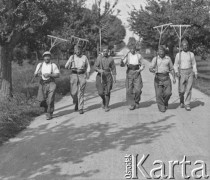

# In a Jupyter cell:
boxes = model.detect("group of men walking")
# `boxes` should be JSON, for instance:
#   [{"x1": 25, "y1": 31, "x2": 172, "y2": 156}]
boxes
[{"x1": 34, "y1": 39, "x2": 197, "y2": 120}]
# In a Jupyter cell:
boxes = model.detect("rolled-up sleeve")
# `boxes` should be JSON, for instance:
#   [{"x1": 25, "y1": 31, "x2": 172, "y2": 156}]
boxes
[
  {"x1": 53, "y1": 64, "x2": 60, "y2": 74},
  {"x1": 65, "y1": 55, "x2": 73, "y2": 69},
  {"x1": 174, "y1": 53, "x2": 179, "y2": 73},
  {"x1": 34, "y1": 63, "x2": 42, "y2": 75},
  {"x1": 150, "y1": 57, "x2": 157, "y2": 70},
  {"x1": 191, "y1": 53, "x2": 197, "y2": 74},
  {"x1": 85, "y1": 56, "x2": 91, "y2": 73}
]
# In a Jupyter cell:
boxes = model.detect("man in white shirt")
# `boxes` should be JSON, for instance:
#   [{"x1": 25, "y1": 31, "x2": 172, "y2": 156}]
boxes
[
  {"x1": 34, "y1": 51, "x2": 60, "y2": 120},
  {"x1": 120, "y1": 46, "x2": 145, "y2": 110},
  {"x1": 150, "y1": 46, "x2": 176, "y2": 112},
  {"x1": 65, "y1": 45, "x2": 90, "y2": 114},
  {"x1": 174, "y1": 40, "x2": 198, "y2": 111}
]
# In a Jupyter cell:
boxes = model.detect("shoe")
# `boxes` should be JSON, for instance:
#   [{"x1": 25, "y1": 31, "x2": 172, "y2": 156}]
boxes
[
  {"x1": 185, "y1": 105, "x2": 191, "y2": 111},
  {"x1": 79, "y1": 109, "x2": 84, "y2": 114},
  {"x1": 135, "y1": 103, "x2": 140, "y2": 109},
  {"x1": 159, "y1": 109, "x2": 166, "y2": 113},
  {"x1": 74, "y1": 104, "x2": 78, "y2": 111},
  {"x1": 105, "y1": 107, "x2": 111, "y2": 112},
  {"x1": 129, "y1": 105, "x2": 136, "y2": 110},
  {"x1": 180, "y1": 103, "x2": 185, "y2": 108},
  {"x1": 101, "y1": 102, "x2": 105, "y2": 109},
  {"x1": 46, "y1": 113, "x2": 52, "y2": 120}
]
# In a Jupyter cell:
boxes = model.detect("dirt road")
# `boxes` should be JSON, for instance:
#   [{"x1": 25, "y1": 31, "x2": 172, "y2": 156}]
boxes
[{"x1": 0, "y1": 50, "x2": 209, "y2": 180}]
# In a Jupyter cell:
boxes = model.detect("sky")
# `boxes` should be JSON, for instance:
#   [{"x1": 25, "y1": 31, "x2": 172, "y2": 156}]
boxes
[{"x1": 85, "y1": 0, "x2": 147, "y2": 43}]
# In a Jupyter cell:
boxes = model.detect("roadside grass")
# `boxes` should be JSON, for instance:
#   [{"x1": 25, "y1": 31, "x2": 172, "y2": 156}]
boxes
[{"x1": 0, "y1": 58, "x2": 96, "y2": 145}]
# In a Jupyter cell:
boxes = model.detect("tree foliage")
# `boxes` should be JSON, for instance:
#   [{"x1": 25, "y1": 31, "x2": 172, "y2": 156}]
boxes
[{"x1": 128, "y1": 0, "x2": 210, "y2": 60}]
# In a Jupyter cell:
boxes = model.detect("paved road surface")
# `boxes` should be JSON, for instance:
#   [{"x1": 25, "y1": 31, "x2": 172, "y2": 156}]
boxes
[{"x1": 0, "y1": 50, "x2": 209, "y2": 180}]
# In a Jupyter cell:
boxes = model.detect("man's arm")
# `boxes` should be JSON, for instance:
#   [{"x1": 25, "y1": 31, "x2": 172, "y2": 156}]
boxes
[
  {"x1": 94, "y1": 55, "x2": 104, "y2": 74},
  {"x1": 191, "y1": 53, "x2": 198, "y2": 79},
  {"x1": 65, "y1": 55, "x2": 72, "y2": 69},
  {"x1": 49, "y1": 64, "x2": 60, "y2": 78},
  {"x1": 120, "y1": 53, "x2": 128, "y2": 67},
  {"x1": 149, "y1": 57, "x2": 156, "y2": 73},
  {"x1": 110, "y1": 58, "x2": 117, "y2": 83},
  {"x1": 138, "y1": 54, "x2": 145, "y2": 71},
  {"x1": 34, "y1": 63, "x2": 42, "y2": 77},
  {"x1": 174, "y1": 53, "x2": 180, "y2": 77},
  {"x1": 169, "y1": 58, "x2": 176, "y2": 84},
  {"x1": 85, "y1": 56, "x2": 91, "y2": 79}
]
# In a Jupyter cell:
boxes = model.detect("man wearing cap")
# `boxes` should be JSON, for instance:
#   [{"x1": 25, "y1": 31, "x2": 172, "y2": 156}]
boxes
[
  {"x1": 65, "y1": 46, "x2": 90, "y2": 114},
  {"x1": 120, "y1": 46, "x2": 145, "y2": 110},
  {"x1": 34, "y1": 51, "x2": 60, "y2": 120},
  {"x1": 149, "y1": 46, "x2": 176, "y2": 112},
  {"x1": 174, "y1": 40, "x2": 198, "y2": 111},
  {"x1": 94, "y1": 46, "x2": 116, "y2": 112}
]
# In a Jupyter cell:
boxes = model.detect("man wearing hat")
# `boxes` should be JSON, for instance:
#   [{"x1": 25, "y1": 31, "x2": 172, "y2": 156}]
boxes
[
  {"x1": 34, "y1": 51, "x2": 60, "y2": 120},
  {"x1": 149, "y1": 46, "x2": 176, "y2": 112},
  {"x1": 174, "y1": 40, "x2": 198, "y2": 111},
  {"x1": 94, "y1": 46, "x2": 116, "y2": 112},
  {"x1": 65, "y1": 45, "x2": 90, "y2": 114},
  {"x1": 120, "y1": 46, "x2": 145, "y2": 110}
]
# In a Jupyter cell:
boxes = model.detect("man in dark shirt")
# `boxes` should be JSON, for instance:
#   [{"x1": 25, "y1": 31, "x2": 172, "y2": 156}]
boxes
[{"x1": 94, "y1": 47, "x2": 117, "y2": 112}]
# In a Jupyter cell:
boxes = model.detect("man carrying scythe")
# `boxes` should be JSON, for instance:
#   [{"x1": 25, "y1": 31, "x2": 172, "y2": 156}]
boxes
[
  {"x1": 174, "y1": 39, "x2": 198, "y2": 111},
  {"x1": 34, "y1": 51, "x2": 60, "y2": 120},
  {"x1": 149, "y1": 46, "x2": 176, "y2": 113},
  {"x1": 120, "y1": 45, "x2": 145, "y2": 110},
  {"x1": 94, "y1": 46, "x2": 117, "y2": 112},
  {"x1": 65, "y1": 45, "x2": 90, "y2": 114}
]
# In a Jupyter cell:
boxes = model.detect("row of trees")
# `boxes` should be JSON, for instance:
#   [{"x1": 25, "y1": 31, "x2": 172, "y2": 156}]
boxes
[
  {"x1": 128, "y1": 0, "x2": 210, "y2": 62},
  {"x1": 0, "y1": 0, "x2": 126, "y2": 98}
]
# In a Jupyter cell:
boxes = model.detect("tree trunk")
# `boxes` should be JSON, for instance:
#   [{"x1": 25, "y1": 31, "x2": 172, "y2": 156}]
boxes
[{"x1": 0, "y1": 45, "x2": 13, "y2": 98}]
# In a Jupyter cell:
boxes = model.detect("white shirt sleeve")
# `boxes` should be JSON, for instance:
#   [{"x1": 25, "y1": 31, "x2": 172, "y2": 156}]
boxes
[
  {"x1": 34, "y1": 63, "x2": 42, "y2": 75},
  {"x1": 174, "y1": 53, "x2": 180, "y2": 73},
  {"x1": 65, "y1": 55, "x2": 73, "y2": 69},
  {"x1": 52, "y1": 64, "x2": 60, "y2": 74},
  {"x1": 138, "y1": 54, "x2": 145, "y2": 70},
  {"x1": 191, "y1": 53, "x2": 197, "y2": 74},
  {"x1": 85, "y1": 56, "x2": 91, "y2": 73}
]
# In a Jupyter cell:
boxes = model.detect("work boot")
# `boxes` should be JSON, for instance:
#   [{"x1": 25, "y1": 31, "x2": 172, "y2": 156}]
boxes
[
  {"x1": 180, "y1": 103, "x2": 185, "y2": 108},
  {"x1": 100, "y1": 95, "x2": 105, "y2": 109},
  {"x1": 74, "y1": 103, "x2": 78, "y2": 111},
  {"x1": 46, "y1": 113, "x2": 52, "y2": 120},
  {"x1": 79, "y1": 109, "x2": 84, "y2": 114},
  {"x1": 104, "y1": 95, "x2": 110, "y2": 112},
  {"x1": 129, "y1": 105, "x2": 136, "y2": 110},
  {"x1": 185, "y1": 105, "x2": 191, "y2": 111},
  {"x1": 135, "y1": 103, "x2": 140, "y2": 109}
]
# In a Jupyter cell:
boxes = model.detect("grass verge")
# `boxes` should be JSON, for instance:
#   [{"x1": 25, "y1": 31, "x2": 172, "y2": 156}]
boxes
[{"x1": 0, "y1": 59, "x2": 95, "y2": 145}]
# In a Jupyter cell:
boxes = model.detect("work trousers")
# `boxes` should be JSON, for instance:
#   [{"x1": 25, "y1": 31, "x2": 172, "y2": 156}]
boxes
[
  {"x1": 70, "y1": 73, "x2": 86, "y2": 110},
  {"x1": 37, "y1": 81, "x2": 56, "y2": 115},
  {"x1": 179, "y1": 69, "x2": 194, "y2": 106},
  {"x1": 154, "y1": 74, "x2": 172, "y2": 111},
  {"x1": 126, "y1": 70, "x2": 143, "y2": 106}
]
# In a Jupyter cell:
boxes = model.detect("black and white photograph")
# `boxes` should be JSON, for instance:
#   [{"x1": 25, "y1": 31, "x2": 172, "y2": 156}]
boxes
[{"x1": 0, "y1": 0, "x2": 209, "y2": 179}]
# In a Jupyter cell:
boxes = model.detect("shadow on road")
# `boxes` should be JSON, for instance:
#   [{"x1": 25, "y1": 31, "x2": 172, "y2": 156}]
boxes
[
  {"x1": 54, "y1": 79, "x2": 126, "y2": 114},
  {"x1": 0, "y1": 115, "x2": 175, "y2": 179},
  {"x1": 168, "y1": 100, "x2": 205, "y2": 110}
]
